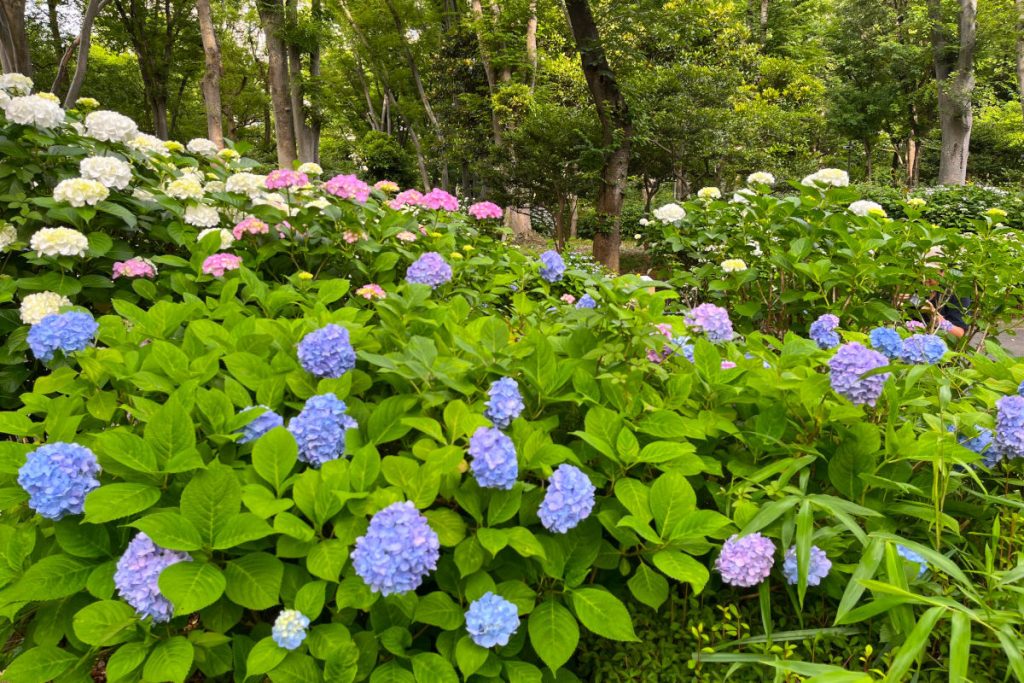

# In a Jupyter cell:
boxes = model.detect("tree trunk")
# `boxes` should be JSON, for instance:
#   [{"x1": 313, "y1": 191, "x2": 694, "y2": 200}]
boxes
[
  {"x1": 470, "y1": 0, "x2": 502, "y2": 145},
  {"x1": 1017, "y1": 0, "x2": 1024, "y2": 124},
  {"x1": 927, "y1": 0, "x2": 976, "y2": 185},
  {"x1": 863, "y1": 137, "x2": 873, "y2": 181},
  {"x1": 308, "y1": 0, "x2": 322, "y2": 162},
  {"x1": 286, "y1": 0, "x2": 313, "y2": 162},
  {"x1": 0, "y1": 0, "x2": 32, "y2": 76},
  {"x1": 196, "y1": 0, "x2": 224, "y2": 147},
  {"x1": 45, "y1": 0, "x2": 65, "y2": 93},
  {"x1": 527, "y1": 0, "x2": 538, "y2": 90},
  {"x1": 907, "y1": 104, "x2": 920, "y2": 188},
  {"x1": 759, "y1": 0, "x2": 769, "y2": 37},
  {"x1": 63, "y1": 0, "x2": 106, "y2": 107},
  {"x1": 564, "y1": 0, "x2": 632, "y2": 272},
  {"x1": 148, "y1": 90, "x2": 168, "y2": 139},
  {"x1": 258, "y1": 0, "x2": 298, "y2": 167}
]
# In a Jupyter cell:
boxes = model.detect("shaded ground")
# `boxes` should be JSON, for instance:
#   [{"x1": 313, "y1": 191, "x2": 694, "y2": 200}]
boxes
[{"x1": 998, "y1": 331, "x2": 1024, "y2": 356}]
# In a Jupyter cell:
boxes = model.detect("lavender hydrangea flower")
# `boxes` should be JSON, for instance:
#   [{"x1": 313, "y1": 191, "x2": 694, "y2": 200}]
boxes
[
  {"x1": 716, "y1": 533, "x2": 775, "y2": 587},
  {"x1": 809, "y1": 314, "x2": 840, "y2": 349},
  {"x1": 484, "y1": 377, "x2": 524, "y2": 430},
  {"x1": 575, "y1": 294, "x2": 597, "y2": 309},
  {"x1": 900, "y1": 334, "x2": 947, "y2": 364},
  {"x1": 897, "y1": 545, "x2": 928, "y2": 578},
  {"x1": 27, "y1": 311, "x2": 98, "y2": 362},
  {"x1": 406, "y1": 252, "x2": 453, "y2": 288},
  {"x1": 869, "y1": 327, "x2": 904, "y2": 360},
  {"x1": 272, "y1": 609, "x2": 310, "y2": 650},
  {"x1": 297, "y1": 324, "x2": 356, "y2": 378},
  {"x1": 1019, "y1": 379, "x2": 1024, "y2": 396},
  {"x1": 538, "y1": 250, "x2": 565, "y2": 283},
  {"x1": 538, "y1": 464, "x2": 595, "y2": 533},
  {"x1": 114, "y1": 532, "x2": 191, "y2": 622},
  {"x1": 782, "y1": 545, "x2": 832, "y2": 586},
  {"x1": 468, "y1": 427, "x2": 518, "y2": 490},
  {"x1": 17, "y1": 442, "x2": 100, "y2": 520},
  {"x1": 236, "y1": 406, "x2": 285, "y2": 444},
  {"x1": 954, "y1": 426, "x2": 999, "y2": 467},
  {"x1": 287, "y1": 393, "x2": 358, "y2": 467},
  {"x1": 828, "y1": 342, "x2": 891, "y2": 407},
  {"x1": 465, "y1": 592, "x2": 520, "y2": 648},
  {"x1": 995, "y1": 395, "x2": 1024, "y2": 460},
  {"x1": 685, "y1": 303, "x2": 734, "y2": 342},
  {"x1": 351, "y1": 501, "x2": 440, "y2": 595}
]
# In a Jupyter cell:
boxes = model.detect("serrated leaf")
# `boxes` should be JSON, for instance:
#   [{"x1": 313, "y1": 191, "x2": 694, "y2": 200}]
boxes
[
  {"x1": 570, "y1": 588, "x2": 638, "y2": 642},
  {"x1": 527, "y1": 600, "x2": 578, "y2": 672},
  {"x1": 159, "y1": 562, "x2": 226, "y2": 614},
  {"x1": 84, "y1": 484, "x2": 161, "y2": 524}
]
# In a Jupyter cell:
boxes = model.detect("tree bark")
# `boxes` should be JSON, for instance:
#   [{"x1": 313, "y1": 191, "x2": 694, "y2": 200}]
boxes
[
  {"x1": 0, "y1": 0, "x2": 32, "y2": 76},
  {"x1": 258, "y1": 0, "x2": 298, "y2": 167},
  {"x1": 470, "y1": 0, "x2": 502, "y2": 145},
  {"x1": 286, "y1": 0, "x2": 313, "y2": 162},
  {"x1": 308, "y1": 0, "x2": 322, "y2": 162},
  {"x1": 907, "y1": 104, "x2": 921, "y2": 187},
  {"x1": 63, "y1": 0, "x2": 108, "y2": 107},
  {"x1": 45, "y1": 0, "x2": 64, "y2": 93},
  {"x1": 927, "y1": 0, "x2": 976, "y2": 185},
  {"x1": 564, "y1": 0, "x2": 632, "y2": 272},
  {"x1": 527, "y1": 0, "x2": 539, "y2": 90},
  {"x1": 196, "y1": 0, "x2": 224, "y2": 147},
  {"x1": 863, "y1": 137, "x2": 873, "y2": 181}
]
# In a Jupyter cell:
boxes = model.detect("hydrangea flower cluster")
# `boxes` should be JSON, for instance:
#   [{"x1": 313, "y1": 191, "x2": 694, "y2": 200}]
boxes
[
  {"x1": 265, "y1": 169, "x2": 309, "y2": 190},
  {"x1": 237, "y1": 406, "x2": 285, "y2": 444},
  {"x1": 995, "y1": 395, "x2": 1024, "y2": 460},
  {"x1": 232, "y1": 217, "x2": 269, "y2": 239},
  {"x1": 80, "y1": 156, "x2": 132, "y2": 190},
  {"x1": 869, "y1": 327, "x2": 904, "y2": 360},
  {"x1": 900, "y1": 334, "x2": 947, "y2": 364},
  {"x1": 390, "y1": 189, "x2": 424, "y2": 210},
  {"x1": 955, "y1": 426, "x2": 999, "y2": 467},
  {"x1": 166, "y1": 175, "x2": 205, "y2": 201},
  {"x1": 828, "y1": 342, "x2": 890, "y2": 406},
  {"x1": 685, "y1": 303, "x2": 734, "y2": 342},
  {"x1": 697, "y1": 186, "x2": 721, "y2": 200},
  {"x1": 53, "y1": 178, "x2": 108, "y2": 207},
  {"x1": 721, "y1": 259, "x2": 747, "y2": 272},
  {"x1": 351, "y1": 501, "x2": 440, "y2": 595},
  {"x1": 406, "y1": 252, "x2": 453, "y2": 288},
  {"x1": 421, "y1": 188, "x2": 459, "y2": 211},
  {"x1": 801, "y1": 168, "x2": 849, "y2": 187},
  {"x1": 202, "y1": 253, "x2": 242, "y2": 277},
  {"x1": 468, "y1": 427, "x2": 518, "y2": 490},
  {"x1": 716, "y1": 533, "x2": 776, "y2": 587},
  {"x1": 225, "y1": 172, "x2": 267, "y2": 197},
  {"x1": 539, "y1": 464, "x2": 595, "y2": 533},
  {"x1": 468, "y1": 201, "x2": 503, "y2": 219},
  {"x1": 297, "y1": 324, "x2": 356, "y2": 378},
  {"x1": 653, "y1": 203, "x2": 686, "y2": 223},
  {"x1": 197, "y1": 228, "x2": 235, "y2": 249},
  {"x1": 538, "y1": 250, "x2": 565, "y2": 283},
  {"x1": 19, "y1": 291, "x2": 71, "y2": 325},
  {"x1": 356, "y1": 283, "x2": 386, "y2": 300},
  {"x1": 298, "y1": 162, "x2": 322, "y2": 175},
  {"x1": 782, "y1": 545, "x2": 832, "y2": 586},
  {"x1": 897, "y1": 545, "x2": 928, "y2": 578},
  {"x1": 465, "y1": 592, "x2": 520, "y2": 648},
  {"x1": 29, "y1": 227, "x2": 89, "y2": 258},
  {"x1": 396, "y1": 230, "x2": 417, "y2": 242},
  {"x1": 184, "y1": 204, "x2": 220, "y2": 228},
  {"x1": 84, "y1": 110, "x2": 138, "y2": 142},
  {"x1": 483, "y1": 377, "x2": 524, "y2": 430},
  {"x1": 272, "y1": 610, "x2": 310, "y2": 650},
  {"x1": 114, "y1": 533, "x2": 191, "y2": 622},
  {"x1": 4, "y1": 95, "x2": 65, "y2": 128},
  {"x1": 186, "y1": 137, "x2": 219, "y2": 156},
  {"x1": 576, "y1": 294, "x2": 597, "y2": 309},
  {"x1": 27, "y1": 311, "x2": 98, "y2": 361},
  {"x1": 848, "y1": 200, "x2": 886, "y2": 217},
  {"x1": 905, "y1": 320, "x2": 926, "y2": 331},
  {"x1": 288, "y1": 393, "x2": 358, "y2": 467},
  {"x1": 17, "y1": 442, "x2": 100, "y2": 519},
  {"x1": 0, "y1": 223, "x2": 17, "y2": 250},
  {"x1": 323, "y1": 174, "x2": 371, "y2": 203},
  {"x1": 0, "y1": 72, "x2": 33, "y2": 94},
  {"x1": 375, "y1": 180, "x2": 399, "y2": 192},
  {"x1": 128, "y1": 133, "x2": 167, "y2": 155},
  {"x1": 747, "y1": 171, "x2": 775, "y2": 185},
  {"x1": 809, "y1": 313, "x2": 840, "y2": 349}
]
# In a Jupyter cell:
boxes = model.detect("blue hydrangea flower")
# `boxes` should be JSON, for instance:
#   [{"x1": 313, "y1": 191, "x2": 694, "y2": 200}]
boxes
[
  {"x1": 538, "y1": 464, "x2": 595, "y2": 533},
  {"x1": 900, "y1": 334, "x2": 947, "y2": 364},
  {"x1": 995, "y1": 395, "x2": 1024, "y2": 460},
  {"x1": 465, "y1": 592, "x2": 520, "y2": 648},
  {"x1": 468, "y1": 427, "x2": 518, "y2": 490},
  {"x1": 484, "y1": 377, "x2": 524, "y2": 430},
  {"x1": 1019, "y1": 379, "x2": 1024, "y2": 396},
  {"x1": 869, "y1": 327, "x2": 904, "y2": 360},
  {"x1": 287, "y1": 393, "x2": 358, "y2": 467},
  {"x1": 575, "y1": 294, "x2": 597, "y2": 309},
  {"x1": 828, "y1": 342, "x2": 891, "y2": 407},
  {"x1": 896, "y1": 544, "x2": 928, "y2": 578},
  {"x1": 272, "y1": 609, "x2": 310, "y2": 650},
  {"x1": 297, "y1": 324, "x2": 356, "y2": 378},
  {"x1": 406, "y1": 252, "x2": 453, "y2": 288},
  {"x1": 114, "y1": 532, "x2": 192, "y2": 622},
  {"x1": 716, "y1": 533, "x2": 775, "y2": 587},
  {"x1": 27, "y1": 311, "x2": 98, "y2": 362},
  {"x1": 236, "y1": 406, "x2": 284, "y2": 444},
  {"x1": 954, "y1": 426, "x2": 999, "y2": 467},
  {"x1": 538, "y1": 250, "x2": 565, "y2": 283},
  {"x1": 782, "y1": 545, "x2": 832, "y2": 586},
  {"x1": 351, "y1": 501, "x2": 440, "y2": 595},
  {"x1": 685, "y1": 303, "x2": 734, "y2": 342},
  {"x1": 17, "y1": 442, "x2": 101, "y2": 520},
  {"x1": 808, "y1": 314, "x2": 840, "y2": 349}
]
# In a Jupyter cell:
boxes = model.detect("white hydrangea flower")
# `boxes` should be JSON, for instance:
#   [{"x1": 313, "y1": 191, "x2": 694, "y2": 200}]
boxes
[
  {"x1": 163, "y1": 140, "x2": 184, "y2": 153},
  {"x1": 225, "y1": 172, "x2": 267, "y2": 197},
  {"x1": 128, "y1": 133, "x2": 167, "y2": 155},
  {"x1": 747, "y1": 171, "x2": 775, "y2": 186},
  {"x1": 197, "y1": 227, "x2": 235, "y2": 249},
  {"x1": 53, "y1": 178, "x2": 109, "y2": 207},
  {"x1": 731, "y1": 189, "x2": 756, "y2": 204},
  {"x1": 298, "y1": 162, "x2": 323, "y2": 175},
  {"x1": 132, "y1": 187, "x2": 156, "y2": 203},
  {"x1": 848, "y1": 200, "x2": 886, "y2": 217},
  {"x1": 305, "y1": 197, "x2": 330, "y2": 210},
  {"x1": 166, "y1": 176, "x2": 205, "y2": 201},
  {"x1": 653, "y1": 203, "x2": 686, "y2": 224},
  {"x1": 3, "y1": 95, "x2": 65, "y2": 128},
  {"x1": 907, "y1": 197, "x2": 926, "y2": 208},
  {"x1": 187, "y1": 137, "x2": 218, "y2": 156},
  {"x1": 0, "y1": 223, "x2": 17, "y2": 249},
  {"x1": 801, "y1": 168, "x2": 849, "y2": 188},
  {"x1": 217, "y1": 148, "x2": 240, "y2": 161},
  {"x1": 405, "y1": 28, "x2": 421, "y2": 43},
  {"x1": 20, "y1": 291, "x2": 72, "y2": 325},
  {"x1": 75, "y1": 97, "x2": 99, "y2": 109},
  {"x1": 184, "y1": 203, "x2": 220, "y2": 228},
  {"x1": 721, "y1": 258, "x2": 748, "y2": 273},
  {"x1": 253, "y1": 192, "x2": 294, "y2": 214},
  {"x1": 84, "y1": 110, "x2": 138, "y2": 143},
  {"x1": 80, "y1": 156, "x2": 133, "y2": 190},
  {"x1": 30, "y1": 227, "x2": 90, "y2": 258},
  {"x1": 697, "y1": 186, "x2": 721, "y2": 200},
  {"x1": 0, "y1": 73, "x2": 33, "y2": 95},
  {"x1": 204, "y1": 180, "x2": 226, "y2": 193},
  {"x1": 0, "y1": 91, "x2": 10, "y2": 108}
]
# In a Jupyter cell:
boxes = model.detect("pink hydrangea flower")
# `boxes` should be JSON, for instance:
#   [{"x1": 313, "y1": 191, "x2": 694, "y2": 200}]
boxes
[
  {"x1": 374, "y1": 180, "x2": 399, "y2": 192},
  {"x1": 356, "y1": 284, "x2": 386, "y2": 300},
  {"x1": 342, "y1": 231, "x2": 361, "y2": 244},
  {"x1": 324, "y1": 174, "x2": 371, "y2": 203},
  {"x1": 421, "y1": 188, "x2": 459, "y2": 212},
  {"x1": 560, "y1": 294, "x2": 576, "y2": 304},
  {"x1": 390, "y1": 189, "x2": 424, "y2": 210},
  {"x1": 202, "y1": 253, "x2": 242, "y2": 277},
  {"x1": 112, "y1": 257, "x2": 157, "y2": 279},
  {"x1": 468, "y1": 201, "x2": 503, "y2": 220},
  {"x1": 655, "y1": 323, "x2": 673, "y2": 338},
  {"x1": 265, "y1": 169, "x2": 309, "y2": 190},
  {"x1": 396, "y1": 231, "x2": 417, "y2": 242},
  {"x1": 721, "y1": 361, "x2": 737, "y2": 369},
  {"x1": 232, "y1": 217, "x2": 269, "y2": 240}
]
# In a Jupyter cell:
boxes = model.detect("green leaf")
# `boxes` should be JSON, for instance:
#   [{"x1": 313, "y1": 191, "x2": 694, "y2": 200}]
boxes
[
  {"x1": 158, "y1": 562, "x2": 226, "y2": 614},
  {"x1": 224, "y1": 552, "x2": 283, "y2": 610},
  {"x1": 949, "y1": 611, "x2": 970, "y2": 683},
  {"x1": 54, "y1": 518, "x2": 111, "y2": 558},
  {"x1": 307, "y1": 539, "x2": 348, "y2": 582},
  {"x1": 614, "y1": 479, "x2": 651, "y2": 521},
  {"x1": 144, "y1": 397, "x2": 196, "y2": 464},
  {"x1": 181, "y1": 464, "x2": 241, "y2": 545},
  {"x1": 131, "y1": 511, "x2": 203, "y2": 551},
  {"x1": 143, "y1": 636, "x2": 194, "y2": 683},
  {"x1": 455, "y1": 636, "x2": 489, "y2": 678},
  {"x1": 411, "y1": 653, "x2": 458, "y2": 683},
  {"x1": 367, "y1": 396, "x2": 416, "y2": 445},
  {"x1": 627, "y1": 563, "x2": 669, "y2": 610},
  {"x1": 652, "y1": 550, "x2": 709, "y2": 593},
  {"x1": 369, "y1": 660, "x2": 414, "y2": 683},
  {"x1": 212, "y1": 512, "x2": 274, "y2": 549},
  {"x1": 883, "y1": 606, "x2": 943, "y2": 683},
  {"x1": 106, "y1": 642, "x2": 150, "y2": 682},
  {"x1": 246, "y1": 637, "x2": 288, "y2": 678},
  {"x1": 14, "y1": 554, "x2": 93, "y2": 600},
  {"x1": 84, "y1": 484, "x2": 162, "y2": 524},
  {"x1": 414, "y1": 592, "x2": 464, "y2": 630},
  {"x1": 72, "y1": 600, "x2": 138, "y2": 646},
  {"x1": 570, "y1": 588, "x2": 638, "y2": 642},
  {"x1": 649, "y1": 470, "x2": 696, "y2": 538},
  {"x1": 294, "y1": 581, "x2": 326, "y2": 619},
  {"x1": 2, "y1": 646, "x2": 77, "y2": 683},
  {"x1": 253, "y1": 426, "x2": 297, "y2": 494},
  {"x1": 528, "y1": 600, "x2": 578, "y2": 672},
  {"x1": 424, "y1": 509, "x2": 467, "y2": 547}
]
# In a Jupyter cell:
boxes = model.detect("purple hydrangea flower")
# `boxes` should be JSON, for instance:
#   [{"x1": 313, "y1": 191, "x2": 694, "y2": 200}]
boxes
[
  {"x1": 575, "y1": 294, "x2": 597, "y2": 309},
  {"x1": 937, "y1": 318, "x2": 954, "y2": 333},
  {"x1": 809, "y1": 314, "x2": 840, "y2": 350},
  {"x1": 897, "y1": 544, "x2": 928, "y2": 578},
  {"x1": 782, "y1": 545, "x2": 832, "y2": 586},
  {"x1": 297, "y1": 324, "x2": 356, "y2": 378},
  {"x1": 272, "y1": 609, "x2": 310, "y2": 650},
  {"x1": 716, "y1": 533, "x2": 775, "y2": 587},
  {"x1": 685, "y1": 303, "x2": 734, "y2": 342},
  {"x1": 906, "y1": 320, "x2": 926, "y2": 331},
  {"x1": 465, "y1": 592, "x2": 520, "y2": 648},
  {"x1": 1018, "y1": 379, "x2": 1024, "y2": 396},
  {"x1": 114, "y1": 532, "x2": 191, "y2": 622},
  {"x1": 538, "y1": 464, "x2": 595, "y2": 533},
  {"x1": 538, "y1": 250, "x2": 565, "y2": 283},
  {"x1": 468, "y1": 427, "x2": 518, "y2": 490},
  {"x1": 406, "y1": 252, "x2": 453, "y2": 288},
  {"x1": 237, "y1": 406, "x2": 285, "y2": 444},
  {"x1": 484, "y1": 377, "x2": 524, "y2": 430},
  {"x1": 351, "y1": 501, "x2": 440, "y2": 595},
  {"x1": 995, "y1": 395, "x2": 1024, "y2": 460},
  {"x1": 954, "y1": 426, "x2": 999, "y2": 467},
  {"x1": 900, "y1": 334, "x2": 947, "y2": 364},
  {"x1": 828, "y1": 342, "x2": 890, "y2": 406},
  {"x1": 27, "y1": 311, "x2": 98, "y2": 362},
  {"x1": 17, "y1": 442, "x2": 100, "y2": 520},
  {"x1": 869, "y1": 327, "x2": 904, "y2": 360},
  {"x1": 287, "y1": 393, "x2": 358, "y2": 467}
]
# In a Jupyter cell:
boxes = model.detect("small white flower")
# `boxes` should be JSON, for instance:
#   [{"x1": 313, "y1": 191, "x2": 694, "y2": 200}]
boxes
[
  {"x1": 638, "y1": 218, "x2": 649, "y2": 226},
  {"x1": 0, "y1": 223, "x2": 17, "y2": 249},
  {"x1": 721, "y1": 258, "x2": 747, "y2": 273},
  {"x1": 731, "y1": 189, "x2": 756, "y2": 204},
  {"x1": 166, "y1": 176, "x2": 205, "y2": 201},
  {"x1": 697, "y1": 186, "x2": 721, "y2": 200},
  {"x1": 30, "y1": 227, "x2": 90, "y2": 258},
  {"x1": 204, "y1": 180, "x2": 226, "y2": 193},
  {"x1": 184, "y1": 204, "x2": 221, "y2": 228},
  {"x1": 0, "y1": 73, "x2": 33, "y2": 95},
  {"x1": 306, "y1": 197, "x2": 331, "y2": 209},
  {"x1": 20, "y1": 291, "x2": 72, "y2": 325},
  {"x1": 187, "y1": 138, "x2": 219, "y2": 156},
  {"x1": 225, "y1": 172, "x2": 267, "y2": 197},
  {"x1": 128, "y1": 133, "x2": 167, "y2": 156},
  {"x1": 3, "y1": 95, "x2": 65, "y2": 128},
  {"x1": 53, "y1": 178, "x2": 109, "y2": 207},
  {"x1": 746, "y1": 171, "x2": 775, "y2": 186},
  {"x1": 653, "y1": 203, "x2": 686, "y2": 224},
  {"x1": 405, "y1": 28, "x2": 421, "y2": 43},
  {"x1": 801, "y1": 168, "x2": 849, "y2": 188},
  {"x1": 80, "y1": 156, "x2": 133, "y2": 190},
  {"x1": 84, "y1": 110, "x2": 138, "y2": 142},
  {"x1": 848, "y1": 200, "x2": 886, "y2": 217},
  {"x1": 633, "y1": 233, "x2": 643, "y2": 240},
  {"x1": 197, "y1": 228, "x2": 235, "y2": 249},
  {"x1": 298, "y1": 162, "x2": 323, "y2": 175},
  {"x1": 132, "y1": 187, "x2": 156, "y2": 202}
]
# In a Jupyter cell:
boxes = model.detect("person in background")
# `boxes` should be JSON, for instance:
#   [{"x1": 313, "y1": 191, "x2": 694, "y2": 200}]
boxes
[{"x1": 919, "y1": 246, "x2": 968, "y2": 339}]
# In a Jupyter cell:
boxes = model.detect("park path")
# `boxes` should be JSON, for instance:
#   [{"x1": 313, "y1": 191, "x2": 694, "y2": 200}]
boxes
[{"x1": 998, "y1": 331, "x2": 1024, "y2": 356}]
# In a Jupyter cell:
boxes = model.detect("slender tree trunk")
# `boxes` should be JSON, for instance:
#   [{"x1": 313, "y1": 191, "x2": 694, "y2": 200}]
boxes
[
  {"x1": 1017, "y1": 0, "x2": 1024, "y2": 123},
  {"x1": 927, "y1": 0, "x2": 976, "y2": 185},
  {"x1": 308, "y1": 0, "x2": 322, "y2": 162},
  {"x1": 907, "y1": 104, "x2": 920, "y2": 188},
  {"x1": 760, "y1": 0, "x2": 769, "y2": 37},
  {"x1": 286, "y1": 0, "x2": 313, "y2": 162},
  {"x1": 196, "y1": 0, "x2": 224, "y2": 147},
  {"x1": 864, "y1": 138, "x2": 873, "y2": 181},
  {"x1": 527, "y1": 0, "x2": 538, "y2": 90},
  {"x1": 63, "y1": 0, "x2": 106, "y2": 107},
  {"x1": 470, "y1": 0, "x2": 502, "y2": 145},
  {"x1": 564, "y1": 0, "x2": 632, "y2": 272},
  {"x1": 45, "y1": 0, "x2": 65, "y2": 93},
  {"x1": 258, "y1": 0, "x2": 298, "y2": 167},
  {"x1": 0, "y1": 0, "x2": 32, "y2": 76}
]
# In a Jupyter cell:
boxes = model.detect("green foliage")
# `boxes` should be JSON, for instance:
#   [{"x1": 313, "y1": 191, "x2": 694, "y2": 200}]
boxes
[{"x1": 356, "y1": 131, "x2": 415, "y2": 187}]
